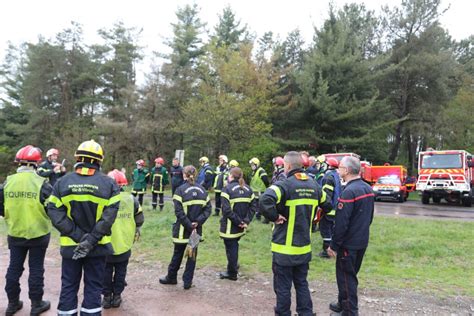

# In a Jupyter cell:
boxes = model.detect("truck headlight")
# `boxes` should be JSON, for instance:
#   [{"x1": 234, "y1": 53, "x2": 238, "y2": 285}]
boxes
[{"x1": 393, "y1": 187, "x2": 400, "y2": 192}]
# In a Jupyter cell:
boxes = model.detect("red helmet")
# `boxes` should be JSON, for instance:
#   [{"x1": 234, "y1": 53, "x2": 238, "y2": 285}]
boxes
[
  {"x1": 136, "y1": 159, "x2": 145, "y2": 166},
  {"x1": 273, "y1": 156, "x2": 284, "y2": 167},
  {"x1": 15, "y1": 145, "x2": 42, "y2": 164},
  {"x1": 301, "y1": 154, "x2": 310, "y2": 168},
  {"x1": 155, "y1": 157, "x2": 164, "y2": 165},
  {"x1": 107, "y1": 169, "x2": 128, "y2": 186},
  {"x1": 326, "y1": 157, "x2": 339, "y2": 168}
]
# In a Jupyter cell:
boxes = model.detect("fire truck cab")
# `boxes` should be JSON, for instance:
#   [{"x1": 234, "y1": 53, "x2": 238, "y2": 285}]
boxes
[{"x1": 416, "y1": 150, "x2": 473, "y2": 207}]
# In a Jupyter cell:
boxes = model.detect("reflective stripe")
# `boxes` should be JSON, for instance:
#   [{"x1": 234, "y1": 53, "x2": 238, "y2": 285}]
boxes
[
  {"x1": 57, "y1": 308, "x2": 78, "y2": 315},
  {"x1": 226, "y1": 218, "x2": 232, "y2": 235},
  {"x1": 271, "y1": 243, "x2": 311, "y2": 255},
  {"x1": 49, "y1": 195, "x2": 63, "y2": 208},
  {"x1": 269, "y1": 185, "x2": 282, "y2": 204},
  {"x1": 172, "y1": 238, "x2": 189, "y2": 244},
  {"x1": 322, "y1": 184, "x2": 334, "y2": 191},
  {"x1": 327, "y1": 210, "x2": 336, "y2": 216},
  {"x1": 107, "y1": 194, "x2": 121, "y2": 206},
  {"x1": 220, "y1": 231, "x2": 246, "y2": 238},
  {"x1": 182, "y1": 200, "x2": 207, "y2": 206},
  {"x1": 229, "y1": 197, "x2": 253, "y2": 204},
  {"x1": 80, "y1": 306, "x2": 102, "y2": 314},
  {"x1": 221, "y1": 192, "x2": 230, "y2": 200},
  {"x1": 173, "y1": 194, "x2": 182, "y2": 202},
  {"x1": 272, "y1": 198, "x2": 318, "y2": 256},
  {"x1": 321, "y1": 190, "x2": 327, "y2": 203}
]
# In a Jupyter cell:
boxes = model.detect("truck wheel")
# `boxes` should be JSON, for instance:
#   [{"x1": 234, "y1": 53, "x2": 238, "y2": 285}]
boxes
[
  {"x1": 462, "y1": 196, "x2": 472, "y2": 207},
  {"x1": 433, "y1": 196, "x2": 441, "y2": 204},
  {"x1": 398, "y1": 195, "x2": 404, "y2": 203},
  {"x1": 421, "y1": 193, "x2": 430, "y2": 204}
]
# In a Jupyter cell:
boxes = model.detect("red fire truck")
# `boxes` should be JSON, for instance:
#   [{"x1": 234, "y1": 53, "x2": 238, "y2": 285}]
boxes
[
  {"x1": 370, "y1": 165, "x2": 409, "y2": 203},
  {"x1": 416, "y1": 150, "x2": 473, "y2": 207}
]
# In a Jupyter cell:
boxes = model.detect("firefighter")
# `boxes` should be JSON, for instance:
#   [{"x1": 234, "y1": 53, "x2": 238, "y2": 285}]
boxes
[
  {"x1": 131, "y1": 159, "x2": 149, "y2": 206},
  {"x1": 213, "y1": 155, "x2": 229, "y2": 216},
  {"x1": 48, "y1": 140, "x2": 120, "y2": 316},
  {"x1": 259, "y1": 151, "x2": 331, "y2": 316},
  {"x1": 306, "y1": 156, "x2": 318, "y2": 179},
  {"x1": 315, "y1": 155, "x2": 327, "y2": 186},
  {"x1": 170, "y1": 158, "x2": 184, "y2": 196},
  {"x1": 318, "y1": 157, "x2": 342, "y2": 258},
  {"x1": 218, "y1": 167, "x2": 257, "y2": 281},
  {"x1": 300, "y1": 151, "x2": 311, "y2": 171},
  {"x1": 271, "y1": 156, "x2": 286, "y2": 184},
  {"x1": 151, "y1": 157, "x2": 169, "y2": 211},
  {"x1": 0, "y1": 145, "x2": 52, "y2": 316},
  {"x1": 37, "y1": 148, "x2": 66, "y2": 186},
  {"x1": 248, "y1": 157, "x2": 269, "y2": 221},
  {"x1": 327, "y1": 156, "x2": 375, "y2": 315},
  {"x1": 102, "y1": 169, "x2": 144, "y2": 309},
  {"x1": 159, "y1": 165, "x2": 212, "y2": 289},
  {"x1": 197, "y1": 156, "x2": 214, "y2": 191}
]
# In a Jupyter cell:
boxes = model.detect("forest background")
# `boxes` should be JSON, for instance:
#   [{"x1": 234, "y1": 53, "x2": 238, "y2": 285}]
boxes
[{"x1": 0, "y1": 0, "x2": 472, "y2": 179}]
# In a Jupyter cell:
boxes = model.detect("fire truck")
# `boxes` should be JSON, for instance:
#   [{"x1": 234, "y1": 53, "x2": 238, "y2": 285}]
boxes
[
  {"x1": 416, "y1": 150, "x2": 473, "y2": 207},
  {"x1": 370, "y1": 164, "x2": 410, "y2": 203}
]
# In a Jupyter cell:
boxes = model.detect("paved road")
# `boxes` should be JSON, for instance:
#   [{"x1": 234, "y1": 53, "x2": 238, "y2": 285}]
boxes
[
  {"x1": 375, "y1": 200, "x2": 474, "y2": 221},
  {"x1": 156, "y1": 194, "x2": 474, "y2": 221}
]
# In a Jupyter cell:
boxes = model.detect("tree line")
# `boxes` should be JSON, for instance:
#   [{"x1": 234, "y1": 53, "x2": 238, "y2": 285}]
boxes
[{"x1": 0, "y1": 0, "x2": 472, "y2": 180}]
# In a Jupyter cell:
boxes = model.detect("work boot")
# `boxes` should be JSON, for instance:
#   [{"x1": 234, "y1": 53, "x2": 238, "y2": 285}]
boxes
[
  {"x1": 159, "y1": 275, "x2": 177, "y2": 285},
  {"x1": 318, "y1": 249, "x2": 330, "y2": 258},
  {"x1": 159, "y1": 206, "x2": 164, "y2": 211},
  {"x1": 30, "y1": 300, "x2": 50, "y2": 316},
  {"x1": 5, "y1": 300, "x2": 23, "y2": 316},
  {"x1": 219, "y1": 271, "x2": 237, "y2": 281},
  {"x1": 183, "y1": 283, "x2": 193, "y2": 290},
  {"x1": 111, "y1": 294, "x2": 122, "y2": 308},
  {"x1": 152, "y1": 206, "x2": 157, "y2": 211},
  {"x1": 102, "y1": 294, "x2": 112, "y2": 309},
  {"x1": 329, "y1": 301, "x2": 342, "y2": 313}
]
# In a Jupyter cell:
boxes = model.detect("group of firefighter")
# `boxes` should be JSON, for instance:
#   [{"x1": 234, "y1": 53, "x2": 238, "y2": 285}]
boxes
[{"x1": 0, "y1": 140, "x2": 373, "y2": 316}]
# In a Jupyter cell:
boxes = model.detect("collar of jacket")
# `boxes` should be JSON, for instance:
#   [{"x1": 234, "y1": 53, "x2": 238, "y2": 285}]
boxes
[
  {"x1": 74, "y1": 161, "x2": 100, "y2": 171},
  {"x1": 287, "y1": 168, "x2": 305, "y2": 178},
  {"x1": 345, "y1": 177, "x2": 361, "y2": 186},
  {"x1": 17, "y1": 166, "x2": 36, "y2": 173}
]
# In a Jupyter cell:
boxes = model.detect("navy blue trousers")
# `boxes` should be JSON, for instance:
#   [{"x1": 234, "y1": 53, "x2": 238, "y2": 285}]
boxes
[
  {"x1": 57, "y1": 256, "x2": 106, "y2": 316},
  {"x1": 223, "y1": 238, "x2": 239, "y2": 276},
  {"x1": 319, "y1": 216, "x2": 335, "y2": 249},
  {"x1": 272, "y1": 261, "x2": 313, "y2": 316},
  {"x1": 167, "y1": 243, "x2": 198, "y2": 287},
  {"x1": 215, "y1": 192, "x2": 222, "y2": 214},
  {"x1": 336, "y1": 248, "x2": 366, "y2": 316},
  {"x1": 5, "y1": 245, "x2": 47, "y2": 301},
  {"x1": 102, "y1": 259, "x2": 128, "y2": 296},
  {"x1": 152, "y1": 193, "x2": 164, "y2": 209}
]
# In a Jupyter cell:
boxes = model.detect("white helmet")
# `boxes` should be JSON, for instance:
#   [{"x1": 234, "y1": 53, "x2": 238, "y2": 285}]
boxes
[{"x1": 218, "y1": 155, "x2": 228, "y2": 163}]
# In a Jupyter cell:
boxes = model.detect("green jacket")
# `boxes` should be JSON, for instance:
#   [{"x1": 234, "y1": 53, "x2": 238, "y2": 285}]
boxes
[
  {"x1": 132, "y1": 168, "x2": 149, "y2": 192},
  {"x1": 151, "y1": 166, "x2": 169, "y2": 193}
]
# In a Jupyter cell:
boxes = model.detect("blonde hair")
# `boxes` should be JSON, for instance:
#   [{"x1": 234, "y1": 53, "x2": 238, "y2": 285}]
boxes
[
  {"x1": 230, "y1": 167, "x2": 245, "y2": 188},
  {"x1": 183, "y1": 165, "x2": 197, "y2": 185}
]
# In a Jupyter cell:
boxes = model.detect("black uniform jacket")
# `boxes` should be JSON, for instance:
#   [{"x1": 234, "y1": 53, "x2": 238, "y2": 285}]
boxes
[
  {"x1": 172, "y1": 182, "x2": 211, "y2": 243},
  {"x1": 260, "y1": 168, "x2": 332, "y2": 266},
  {"x1": 38, "y1": 159, "x2": 66, "y2": 186},
  {"x1": 330, "y1": 178, "x2": 374, "y2": 252},
  {"x1": 48, "y1": 162, "x2": 120, "y2": 258},
  {"x1": 219, "y1": 180, "x2": 257, "y2": 238}
]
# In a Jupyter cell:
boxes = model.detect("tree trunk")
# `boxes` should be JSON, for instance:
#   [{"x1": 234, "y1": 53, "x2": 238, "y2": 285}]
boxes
[{"x1": 389, "y1": 122, "x2": 403, "y2": 163}]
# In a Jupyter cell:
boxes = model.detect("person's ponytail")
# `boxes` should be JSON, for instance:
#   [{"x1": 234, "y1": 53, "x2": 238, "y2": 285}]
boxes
[
  {"x1": 183, "y1": 165, "x2": 197, "y2": 185},
  {"x1": 230, "y1": 167, "x2": 245, "y2": 189}
]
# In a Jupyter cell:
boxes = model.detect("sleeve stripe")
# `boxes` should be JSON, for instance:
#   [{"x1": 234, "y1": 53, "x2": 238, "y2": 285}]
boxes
[
  {"x1": 339, "y1": 193, "x2": 375, "y2": 203},
  {"x1": 107, "y1": 194, "x2": 121, "y2": 206},
  {"x1": 269, "y1": 185, "x2": 282, "y2": 204}
]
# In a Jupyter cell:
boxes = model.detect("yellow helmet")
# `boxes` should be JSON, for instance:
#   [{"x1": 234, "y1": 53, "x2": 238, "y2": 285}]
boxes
[
  {"x1": 75, "y1": 140, "x2": 104, "y2": 162},
  {"x1": 249, "y1": 157, "x2": 260, "y2": 166},
  {"x1": 229, "y1": 159, "x2": 239, "y2": 168},
  {"x1": 316, "y1": 155, "x2": 326, "y2": 164},
  {"x1": 199, "y1": 156, "x2": 209, "y2": 163}
]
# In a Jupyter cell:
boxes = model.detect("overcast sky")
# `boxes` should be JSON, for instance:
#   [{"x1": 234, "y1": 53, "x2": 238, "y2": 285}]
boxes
[{"x1": 1, "y1": 0, "x2": 472, "y2": 83}]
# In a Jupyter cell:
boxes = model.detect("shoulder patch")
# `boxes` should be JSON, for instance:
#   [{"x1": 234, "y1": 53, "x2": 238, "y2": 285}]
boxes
[{"x1": 337, "y1": 202, "x2": 344, "y2": 210}]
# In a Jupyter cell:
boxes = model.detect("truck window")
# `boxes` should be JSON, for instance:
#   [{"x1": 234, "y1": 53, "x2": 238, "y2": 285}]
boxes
[{"x1": 421, "y1": 154, "x2": 462, "y2": 169}]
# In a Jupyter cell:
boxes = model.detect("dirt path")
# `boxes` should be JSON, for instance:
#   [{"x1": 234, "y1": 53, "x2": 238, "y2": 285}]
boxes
[{"x1": 1, "y1": 243, "x2": 473, "y2": 315}]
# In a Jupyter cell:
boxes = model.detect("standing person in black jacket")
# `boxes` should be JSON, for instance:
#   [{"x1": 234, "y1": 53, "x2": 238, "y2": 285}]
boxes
[
  {"x1": 218, "y1": 167, "x2": 257, "y2": 281},
  {"x1": 159, "y1": 165, "x2": 212, "y2": 290},
  {"x1": 48, "y1": 140, "x2": 120, "y2": 316},
  {"x1": 327, "y1": 156, "x2": 374, "y2": 316},
  {"x1": 170, "y1": 158, "x2": 184, "y2": 196},
  {"x1": 260, "y1": 151, "x2": 331, "y2": 316},
  {"x1": 37, "y1": 148, "x2": 66, "y2": 186}
]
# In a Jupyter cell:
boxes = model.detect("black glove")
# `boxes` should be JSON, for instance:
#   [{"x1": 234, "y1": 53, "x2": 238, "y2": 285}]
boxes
[{"x1": 72, "y1": 235, "x2": 95, "y2": 260}]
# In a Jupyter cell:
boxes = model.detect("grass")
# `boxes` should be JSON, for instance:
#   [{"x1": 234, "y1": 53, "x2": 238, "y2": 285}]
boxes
[
  {"x1": 134, "y1": 199, "x2": 474, "y2": 298},
  {"x1": 1, "y1": 198, "x2": 472, "y2": 298}
]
